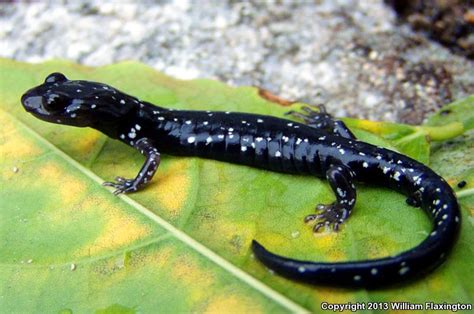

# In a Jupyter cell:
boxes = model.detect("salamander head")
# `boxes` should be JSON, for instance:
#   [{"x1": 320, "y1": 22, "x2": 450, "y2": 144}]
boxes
[{"x1": 21, "y1": 72, "x2": 135, "y2": 127}]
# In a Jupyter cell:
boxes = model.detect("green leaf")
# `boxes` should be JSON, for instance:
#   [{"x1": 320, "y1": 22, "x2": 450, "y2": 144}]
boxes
[
  {"x1": 1, "y1": 58, "x2": 472, "y2": 312},
  {"x1": 425, "y1": 95, "x2": 474, "y2": 130}
]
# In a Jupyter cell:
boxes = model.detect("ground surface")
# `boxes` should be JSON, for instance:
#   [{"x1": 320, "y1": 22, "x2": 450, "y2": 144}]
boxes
[{"x1": 1, "y1": 0, "x2": 473, "y2": 123}]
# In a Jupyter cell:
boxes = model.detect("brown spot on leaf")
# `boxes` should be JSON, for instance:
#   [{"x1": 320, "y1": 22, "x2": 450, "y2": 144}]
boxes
[{"x1": 257, "y1": 88, "x2": 295, "y2": 106}]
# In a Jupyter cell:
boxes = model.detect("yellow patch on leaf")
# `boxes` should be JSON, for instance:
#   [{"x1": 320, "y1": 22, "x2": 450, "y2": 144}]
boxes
[
  {"x1": 153, "y1": 159, "x2": 192, "y2": 217},
  {"x1": 37, "y1": 161, "x2": 87, "y2": 203},
  {"x1": 74, "y1": 196, "x2": 152, "y2": 257},
  {"x1": 170, "y1": 254, "x2": 214, "y2": 296},
  {"x1": 352, "y1": 119, "x2": 384, "y2": 134},
  {"x1": 0, "y1": 110, "x2": 44, "y2": 161},
  {"x1": 203, "y1": 294, "x2": 263, "y2": 314},
  {"x1": 74, "y1": 129, "x2": 103, "y2": 155}
]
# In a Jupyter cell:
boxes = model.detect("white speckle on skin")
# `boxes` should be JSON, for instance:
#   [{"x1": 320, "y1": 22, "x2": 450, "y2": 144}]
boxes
[
  {"x1": 298, "y1": 266, "x2": 306, "y2": 273},
  {"x1": 339, "y1": 148, "x2": 345, "y2": 155},
  {"x1": 228, "y1": 128, "x2": 234, "y2": 132},
  {"x1": 362, "y1": 162, "x2": 368, "y2": 168},
  {"x1": 187, "y1": 137, "x2": 195, "y2": 144},
  {"x1": 433, "y1": 199, "x2": 440, "y2": 205},
  {"x1": 185, "y1": 120, "x2": 192, "y2": 125},
  {"x1": 70, "y1": 113, "x2": 77, "y2": 118},
  {"x1": 242, "y1": 120, "x2": 246, "y2": 124},
  {"x1": 102, "y1": 86, "x2": 108, "y2": 90},
  {"x1": 76, "y1": 89, "x2": 81, "y2": 92},
  {"x1": 128, "y1": 132, "x2": 136, "y2": 139},
  {"x1": 120, "y1": 99, "x2": 126, "y2": 104},
  {"x1": 158, "y1": 117, "x2": 165, "y2": 121},
  {"x1": 318, "y1": 136, "x2": 326, "y2": 140},
  {"x1": 120, "y1": 134, "x2": 125, "y2": 139},
  {"x1": 376, "y1": 155, "x2": 382, "y2": 160},
  {"x1": 206, "y1": 137, "x2": 213, "y2": 144},
  {"x1": 287, "y1": 123, "x2": 293, "y2": 127},
  {"x1": 359, "y1": 152, "x2": 365, "y2": 156},
  {"x1": 135, "y1": 124, "x2": 141, "y2": 130},
  {"x1": 275, "y1": 151, "x2": 282, "y2": 157},
  {"x1": 229, "y1": 134, "x2": 234, "y2": 139},
  {"x1": 337, "y1": 188, "x2": 346, "y2": 198},
  {"x1": 393, "y1": 171, "x2": 401, "y2": 181},
  {"x1": 241, "y1": 146, "x2": 247, "y2": 152},
  {"x1": 443, "y1": 204, "x2": 448, "y2": 209},
  {"x1": 353, "y1": 275, "x2": 361, "y2": 281},
  {"x1": 282, "y1": 136, "x2": 289, "y2": 142},
  {"x1": 430, "y1": 231, "x2": 437, "y2": 237},
  {"x1": 296, "y1": 138, "x2": 302, "y2": 145},
  {"x1": 91, "y1": 104, "x2": 96, "y2": 109},
  {"x1": 257, "y1": 119, "x2": 263, "y2": 123},
  {"x1": 256, "y1": 137, "x2": 263, "y2": 142},
  {"x1": 225, "y1": 111, "x2": 230, "y2": 114},
  {"x1": 383, "y1": 167, "x2": 390, "y2": 174},
  {"x1": 94, "y1": 96, "x2": 99, "y2": 99},
  {"x1": 371, "y1": 268, "x2": 378, "y2": 275},
  {"x1": 399, "y1": 267, "x2": 410, "y2": 275},
  {"x1": 203, "y1": 121, "x2": 209, "y2": 125},
  {"x1": 218, "y1": 134, "x2": 224, "y2": 139},
  {"x1": 436, "y1": 188, "x2": 441, "y2": 192},
  {"x1": 455, "y1": 216, "x2": 459, "y2": 223},
  {"x1": 304, "y1": 138, "x2": 308, "y2": 142},
  {"x1": 442, "y1": 214, "x2": 448, "y2": 220}
]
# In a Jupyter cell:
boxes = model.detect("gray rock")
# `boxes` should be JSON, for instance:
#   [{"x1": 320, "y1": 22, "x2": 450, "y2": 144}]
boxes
[{"x1": 1, "y1": 0, "x2": 472, "y2": 123}]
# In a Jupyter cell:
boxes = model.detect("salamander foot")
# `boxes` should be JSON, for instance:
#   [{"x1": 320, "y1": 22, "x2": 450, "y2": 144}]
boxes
[
  {"x1": 103, "y1": 176, "x2": 138, "y2": 195},
  {"x1": 285, "y1": 104, "x2": 333, "y2": 127},
  {"x1": 286, "y1": 104, "x2": 356, "y2": 139},
  {"x1": 304, "y1": 202, "x2": 350, "y2": 232}
]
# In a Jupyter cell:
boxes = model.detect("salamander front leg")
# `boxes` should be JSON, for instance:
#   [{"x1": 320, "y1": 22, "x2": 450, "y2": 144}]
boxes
[
  {"x1": 286, "y1": 104, "x2": 356, "y2": 139},
  {"x1": 305, "y1": 165, "x2": 356, "y2": 232},
  {"x1": 103, "y1": 138, "x2": 160, "y2": 195}
]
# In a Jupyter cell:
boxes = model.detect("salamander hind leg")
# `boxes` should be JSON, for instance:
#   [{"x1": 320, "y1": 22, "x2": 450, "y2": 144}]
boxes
[
  {"x1": 286, "y1": 104, "x2": 356, "y2": 139},
  {"x1": 103, "y1": 138, "x2": 160, "y2": 195},
  {"x1": 305, "y1": 164, "x2": 356, "y2": 232}
]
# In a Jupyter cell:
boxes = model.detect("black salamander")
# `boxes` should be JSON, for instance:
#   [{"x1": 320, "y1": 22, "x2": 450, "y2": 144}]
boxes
[{"x1": 21, "y1": 73, "x2": 461, "y2": 288}]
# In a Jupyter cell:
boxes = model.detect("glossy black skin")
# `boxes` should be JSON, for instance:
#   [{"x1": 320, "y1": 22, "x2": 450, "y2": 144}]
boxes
[{"x1": 21, "y1": 73, "x2": 461, "y2": 288}]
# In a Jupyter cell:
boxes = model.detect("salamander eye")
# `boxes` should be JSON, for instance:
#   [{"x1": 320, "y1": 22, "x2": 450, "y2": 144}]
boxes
[{"x1": 45, "y1": 72, "x2": 68, "y2": 84}]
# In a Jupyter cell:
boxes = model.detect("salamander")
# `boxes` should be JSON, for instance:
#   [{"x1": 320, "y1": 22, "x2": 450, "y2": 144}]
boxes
[{"x1": 21, "y1": 73, "x2": 461, "y2": 288}]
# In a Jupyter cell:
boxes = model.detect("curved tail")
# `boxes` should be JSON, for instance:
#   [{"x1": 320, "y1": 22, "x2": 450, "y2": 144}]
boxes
[{"x1": 252, "y1": 176, "x2": 461, "y2": 288}]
